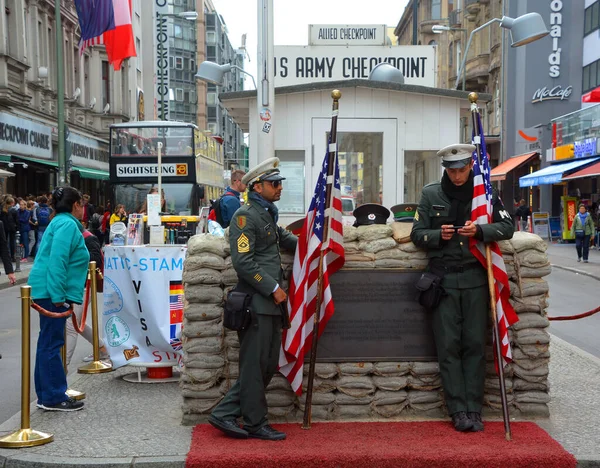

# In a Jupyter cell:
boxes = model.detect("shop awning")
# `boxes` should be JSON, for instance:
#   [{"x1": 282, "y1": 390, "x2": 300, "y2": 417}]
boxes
[
  {"x1": 13, "y1": 155, "x2": 59, "y2": 168},
  {"x1": 562, "y1": 160, "x2": 600, "y2": 180},
  {"x1": 0, "y1": 154, "x2": 11, "y2": 163},
  {"x1": 582, "y1": 86, "x2": 600, "y2": 103},
  {"x1": 72, "y1": 166, "x2": 109, "y2": 180},
  {"x1": 491, "y1": 152, "x2": 538, "y2": 182},
  {"x1": 519, "y1": 157, "x2": 600, "y2": 187}
]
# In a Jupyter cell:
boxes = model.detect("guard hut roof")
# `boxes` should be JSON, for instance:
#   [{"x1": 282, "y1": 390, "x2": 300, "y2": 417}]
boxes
[{"x1": 218, "y1": 79, "x2": 492, "y2": 132}]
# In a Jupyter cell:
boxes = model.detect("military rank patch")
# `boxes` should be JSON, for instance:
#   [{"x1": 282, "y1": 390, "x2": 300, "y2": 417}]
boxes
[
  {"x1": 237, "y1": 233, "x2": 250, "y2": 253},
  {"x1": 237, "y1": 215, "x2": 247, "y2": 229},
  {"x1": 414, "y1": 210, "x2": 419, "y2": 221},
  {"x1": 254, "y1": 273, "x2": 263, "y2": 282}
]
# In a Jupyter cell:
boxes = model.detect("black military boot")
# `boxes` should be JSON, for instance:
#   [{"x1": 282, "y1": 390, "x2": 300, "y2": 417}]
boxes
[
  {"x1": 467, "y1": 412, "x2": 484, "y2": 432},
  {"x1": 451, "y1": 411, "x2": 474, "y2": 432}
]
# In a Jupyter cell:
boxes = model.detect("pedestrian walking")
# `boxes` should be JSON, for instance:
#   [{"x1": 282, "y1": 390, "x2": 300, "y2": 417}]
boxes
[
  {"x1": 411, "y1": 144, "x2": 514, "y2": 433},
  {"x1": 209, "y1": 158, "x2": 297, "y2": 441},
  {"x1": 34, "y1": 195, "x2": 53, "y2": 250},
  {"x1": 28, "y1": 187, "x2": 90, "y2": 412},
  {"x1": 571, "y1": 203, "x2": 594, "y2": 263},
  {"x1": 514, "y1": 199, "x2": 531, "y2": 231},
  {"x1": 17, "y1": 199, "x2": 32, "y2": 262},
  {"x1": 0, "y1": 196, "x2": 18, "y2": 261}
]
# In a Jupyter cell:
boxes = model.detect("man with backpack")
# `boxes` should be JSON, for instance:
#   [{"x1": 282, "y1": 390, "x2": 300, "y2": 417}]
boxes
[
  {"x1": 210, "y1": 170, "x2": 246, "y2": 228},
  {"x1": 35, "y1": 196, "x2": 53, "y2": 249}
]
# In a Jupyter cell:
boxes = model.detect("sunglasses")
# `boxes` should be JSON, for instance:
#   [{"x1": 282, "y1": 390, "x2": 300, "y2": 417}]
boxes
[{"x1": 264, "y1": 180, "x2": 282, "y2": 188}]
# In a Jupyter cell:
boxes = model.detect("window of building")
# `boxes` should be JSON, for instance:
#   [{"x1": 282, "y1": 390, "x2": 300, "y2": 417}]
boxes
[
  {"x1": 456, "y1": 40, "x2": 461, "y2": 73},
  {"x1": 583, "y1": 59, "x2": 600, "y2": 93},
  {"x1": 189, "y1": 90, "x2": 197, "y2": 103},
  {"x1": 206, "y1": 31, "x2": 217, "y2": 44},
  {"x1": 431, "y1": 0, "x2": 441, "y2": 20},
  {"x1": 175, "y1": 56, "x2": 183, "y2": 69},
  {"x1": 190, "y1": 59, "x2": 196, "y2": 72},
  {"x1": 449, "y1": 42, "x2": 454, "y2": 68},
  {"x1": 174, "y1": 24, "x2": 183, "y2": 38},
  {"x1": 102, "y1": 60, "x2": 110, "y2": 108},
  {"x1": 176, "y1": 88, "x2": 184, "y2": 101},
  {"x1": 136, "y1": 38, "x2": 141, "y2": 71},
  {"x1": 584, "y1": 2, "x2": 600, "y2": 36},
  {"x1": 207, "y1": 92, "x2": 217, "y2": 105}
]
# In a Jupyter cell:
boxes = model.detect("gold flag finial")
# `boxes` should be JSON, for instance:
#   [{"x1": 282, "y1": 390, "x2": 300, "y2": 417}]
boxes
[
  {"x1": 331, "y1": 90, "x2": 342, "y2": 101},
  {"x1": 468, "y1": 92, "x2": 479, "y2": 104}
]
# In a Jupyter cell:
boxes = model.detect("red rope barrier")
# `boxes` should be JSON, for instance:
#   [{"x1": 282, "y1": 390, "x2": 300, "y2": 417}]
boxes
[{"x1": 548, "y1": 306, "x2": 600, "y2": 321}]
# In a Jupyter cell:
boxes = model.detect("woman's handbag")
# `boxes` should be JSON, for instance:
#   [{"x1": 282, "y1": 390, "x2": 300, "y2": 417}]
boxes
[
  {"x1": 415, "y1": 271, "x2": 445, "y2": 311},
  {"x1": 223, "y1": 289, "x2": 253, "y2": 331}
]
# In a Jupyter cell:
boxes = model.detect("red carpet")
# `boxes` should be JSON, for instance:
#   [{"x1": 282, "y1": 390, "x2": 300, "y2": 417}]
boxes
[{"x1": 186, "y1": 421, "x2": 576, "y2": 468}]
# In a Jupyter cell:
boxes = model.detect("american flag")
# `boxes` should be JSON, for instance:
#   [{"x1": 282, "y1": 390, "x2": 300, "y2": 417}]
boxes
[
  {"x1": 279, "y1": 140, "x2": 345, "y2": 395},
  {"x1": 470, "y1": 111, "x2": 518, "y2": 368},
  {"x1": 169, "y1": 281, "x2": 184, "y2": 351}
]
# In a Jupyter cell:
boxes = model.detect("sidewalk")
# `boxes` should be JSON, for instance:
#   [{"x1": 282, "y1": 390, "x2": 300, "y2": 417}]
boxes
[
  {"x1": 0, "y1": 242, "x2": 599, "y2": 467},
  {"x1": 0, "y1": 260, "x2": 34, "y2": 291}
]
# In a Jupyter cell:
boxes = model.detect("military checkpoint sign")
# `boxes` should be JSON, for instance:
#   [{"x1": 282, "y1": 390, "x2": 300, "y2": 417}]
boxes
[{"x1": 274, "y1": 45, "x2": 436, "y2": 87}]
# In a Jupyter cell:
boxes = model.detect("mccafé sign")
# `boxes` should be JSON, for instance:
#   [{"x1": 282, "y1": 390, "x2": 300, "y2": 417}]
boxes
[{"x1": 0, "y1": 112, "x2": 52, "y2": 159}]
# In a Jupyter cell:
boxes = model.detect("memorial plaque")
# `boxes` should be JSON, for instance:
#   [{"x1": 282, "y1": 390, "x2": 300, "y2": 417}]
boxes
[{"x1": 316, "y1": 270, "x2": 437, "y2": 362}]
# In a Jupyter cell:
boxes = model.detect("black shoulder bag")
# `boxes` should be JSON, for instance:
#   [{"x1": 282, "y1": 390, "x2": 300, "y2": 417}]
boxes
[
  {"x1": 415, "y1": 271, "x2": 445, "y2": 311},
  {"x1": 224, "y1": 287, "x2": 253, "y2": 331}
]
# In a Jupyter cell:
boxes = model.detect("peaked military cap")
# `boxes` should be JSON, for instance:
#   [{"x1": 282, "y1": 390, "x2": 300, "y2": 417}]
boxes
[
  {"x1": 242, "y1": 157, "x2": 286, "y2": 186},
  {"x1": 352, "y1": 203, "x2": 390, "y2": 227},
  {"x1": 390, "y1": 203, "x2": 418, "y2": 222},
  {"x1": 438, "y1": 143, "x2": 475, "y2": 169}
]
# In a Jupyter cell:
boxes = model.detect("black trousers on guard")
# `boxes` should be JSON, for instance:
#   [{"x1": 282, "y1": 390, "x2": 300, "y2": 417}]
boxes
[
  {"x1": 211, "y1": 314, "x2": 281, "y2": 432},
  {"x1": 432, "y1": 284, "x2": 489, "y2": 415}
]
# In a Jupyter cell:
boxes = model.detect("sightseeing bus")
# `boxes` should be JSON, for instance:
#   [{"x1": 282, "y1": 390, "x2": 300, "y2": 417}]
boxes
[{"x1": 108, "y1": 121, "x2": 224, "y2": 235}]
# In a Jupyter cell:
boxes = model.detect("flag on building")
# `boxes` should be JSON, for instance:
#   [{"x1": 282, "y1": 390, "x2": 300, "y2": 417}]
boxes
[
  {"x1": 279, "y1": 141, "x2": 345, "y2": 395},
  {"x1": 74, "y1": 0, "x2": 136, "y2": 70},
  {"x1": 469, "y1": 112, "x2": 519, "y2": 368},
  {"x1": 169, "y1": 280, "x2": 184, "y2": 351}
]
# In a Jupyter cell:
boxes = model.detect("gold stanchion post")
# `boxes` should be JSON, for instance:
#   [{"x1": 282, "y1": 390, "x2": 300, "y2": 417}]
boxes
[
  {"x1": 79, "y1": 261, "x2": 113, "y2": 374},
  {"x1": 62, "y1": 326, "x2": 86, "y2": 401},
  {"x1": 0, "y1": 286, "x2": 53, "y2": 448}
]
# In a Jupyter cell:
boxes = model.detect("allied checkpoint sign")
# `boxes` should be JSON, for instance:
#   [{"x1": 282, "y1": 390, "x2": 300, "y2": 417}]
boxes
[
  {"x1": 273, "y1": 45, "x2": 436, "y2": 87},
  {"x1": 103, "y1": 246, "x2": 186, "y2": 368}
]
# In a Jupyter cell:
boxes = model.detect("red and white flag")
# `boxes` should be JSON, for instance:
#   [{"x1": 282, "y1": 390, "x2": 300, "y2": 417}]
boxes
[
  {"x1": 75, "y1": 0, "x2": 136, "y2": 70},
  {"x1": 279, "y1": 142, "x2": 345, "y2": 395},
  {"x1": 470, "y1": 112, "x2": 518, "y2": 369}
]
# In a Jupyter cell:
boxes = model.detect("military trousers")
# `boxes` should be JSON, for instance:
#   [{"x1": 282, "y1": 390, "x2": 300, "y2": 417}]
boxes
[
  {"x1": 431, "y1": 284, "x2": 489, "y2": 415},
  {"x1": 211, "y1": 313, "x2": 282, "y2": 432}
]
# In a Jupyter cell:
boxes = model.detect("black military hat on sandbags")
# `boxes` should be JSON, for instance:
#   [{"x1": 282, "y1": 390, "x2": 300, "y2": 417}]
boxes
[
  {"x1": 352, "y1": 203, "x2": 391, "y2": 227},
  {"x1": 390, "y1": 203, "x2": 418, "y2": 223},
  {"x1": 438, "y1": 143, "x2": 475, "y2": 169}
]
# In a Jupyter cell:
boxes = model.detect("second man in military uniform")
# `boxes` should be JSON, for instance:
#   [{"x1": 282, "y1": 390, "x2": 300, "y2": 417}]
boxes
[
  {"x1": 209, "y1": 157, "x2": 297, "y2": 441},
  {"x1": 411, "y1": 144, "x2": 514, "y2": 433}
]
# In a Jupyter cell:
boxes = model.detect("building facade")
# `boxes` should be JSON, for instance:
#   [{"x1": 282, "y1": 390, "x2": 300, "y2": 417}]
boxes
[{"x1": 0, "y1": 0, "x2": 155, "y2": 202}]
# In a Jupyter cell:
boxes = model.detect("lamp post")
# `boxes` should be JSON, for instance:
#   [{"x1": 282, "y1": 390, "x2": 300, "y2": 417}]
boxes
[
  {"x1": 55, "y1": 1, "x2": 67, "y2": 186},
  {"x1": 159, "y1": 11, "x2": 198, "y2": 121},
  {"x1": 455, "y1": 12, "x2": 549, "y2": 91}
]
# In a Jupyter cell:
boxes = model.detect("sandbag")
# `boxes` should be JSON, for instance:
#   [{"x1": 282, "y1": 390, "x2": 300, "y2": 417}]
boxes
[
  {"x1": 411, "y1": 362, "x2": 440, "y2": 376},
  {"x1": 180, "y1": 385, "x2": 223, "y2": 400},
  {"x1": 222, "y1": 268, "x2": 238, "y2": 285},
  {"x1": 510, "y1": 232, "x2": 547, "y2": 253},
  {"x1": 375, "y1": 259, "x2": 424, "y2": 269},
  {"x1": 517, "y1": 250, "x2": 549, "y2": 268},
  {"x1": 183, "y1": 353, "x2": 226, "y2": 370},
  {"x1": 336, "y1": 376, "x2": 375, "y2": 397},
  {"x1": 184, "y1": 254, "x2": 226, "y2": 272},
  {"x1": 513, "y1": 378, "x2": 549, "y2": 392},
  {"x1": 301, "y1": 376, "x2": 337, "y2": 393},
  {"x1": 510, "y1": 294, "x2": 548, "y2": 313},
  {"x1": 267, "y1": 405, "x2": 296, "y2": 419},
  {"x1": 409, "y1": 375, "x2": 442, "y2": 390},
  {"x1": 513, "y1": 343, "x2": 549, "y2": 359},
  {"x1": 407, "y1": 390, "x2": 443, "y2": 411},
  {"x1": 358, "y1": 237, "x2": 398, "y2": 254},
  {"x1": 183, "y1": 318, "x2": 223, "y2": 339},
  {"x1": 183, "y1": 336, "x2": 222, "y2": 354},
  {"x1": 226, "y1": 347, "x2": 239, "y2": 362},
  {"x1": 511, "y1": 363, "x2": 549, "y2": 383},
  {"x1": 181, "y1": 367, "x2": 222, "y2": 387},
  {"x1": 303, "y1": 363, "x2": 339, "y2": 379},
  {"x1": 391, "y1": 222, "x2": 413, "y2": 244},
  {"x1": 513, "y1": 328, "x2": 550, "y2": 346},
  {"x1": 497, "y1": 239, "x2": 515, "y2": 254},
  {"x1": 343, "y1": 226, "x2": 359, "y2": 242},
  {"x1": 518, "y1": 265, "x2": 552, "y2": 278},
  {"x1": 373, "y1": 375, "x2": 409, "y2": 391},
  {"x1": 223, "y1": 330, "x2": 240, "y2": 348},
  {"x1": 298, "y1": 392, "x2": 336, "y2": 407},
  {"x1": 374, "y1": 362, "x2": 411, "y2": 376},
  {"x1": 184, "y1": 303, "x2": 223, "y2": 321},
  {"x1": 266, "y1": 390, "x2": 296, "y2": 407},
  {"x1": 511, "y1": 313, "x2": 549, "y2": 331},
  {"x1": 266, "y1": 374, "x2": 293, "y2": 392},
  {"x1": 513, "y1": 402, "x2": 549, "y2": 417},
  {"x1": 514, "y1": 390, "x2": 550, "y2": 404},
  {"x1": 185, "y1": 285, "x2": 224, "y2": 304},
  {"x1": 397, "y1": 242, "x2": 421, "y2": 253},
  {"x1": 339, "y1": 362, "x2": 374, "y2": 376},
  {"x1": 345, "y1": 253, "x2": 376, "y2": 262},
  {"x1": 182, "y1": 396, "x2": 222, "y2": 414},
  {"x1": 335, "y1": 393, "x2": 374, "y2": 405},
  {"x1": 336, "y1": 405, "x2": 372, "y2": 419},
  {"x1": 344, "y1": 261, "x2": 376, "y2": 269},
  {"x1": 343, "y1": 241, "x2": 360, "y2": 253},
  {"x1": 183, "y1": 268, "x2": 223, "y2": 285},
  {"x1": 187, "y1": 234, "x2": 228, "y2": 257},
  {"x1": 375, "y1": 248, "x2": 410, "y2": 260},
  {"x1": 356, "y1": 224, "x2": 393, "y2": 241}
]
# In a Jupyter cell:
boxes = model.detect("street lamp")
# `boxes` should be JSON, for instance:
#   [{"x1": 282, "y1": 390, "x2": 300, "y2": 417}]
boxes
[
  {"x1": 455, "y1": 12, "x2": 549, "y2": 90},
  {"x1": 159, "y1": 11, "x2": 197, "y2": 120},
  {"x1": 432, "y1": 25, "x2": 466, "y2": 34},
  {"x1": 195, "y1": 61, "x2": 257, "y2": 89}
]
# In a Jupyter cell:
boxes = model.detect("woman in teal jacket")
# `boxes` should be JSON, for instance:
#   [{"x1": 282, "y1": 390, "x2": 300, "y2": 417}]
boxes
[{"x1": 28, "y1": 187, "x2": 90, "y2": 412}]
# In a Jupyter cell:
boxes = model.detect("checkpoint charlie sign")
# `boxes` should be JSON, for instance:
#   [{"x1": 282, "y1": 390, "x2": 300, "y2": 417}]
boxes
[
  {"x1": 274, "y1": 45, "x2": 436, "y2": 87},
  {"x1": 309, "y1": 24, "x2": 387, "y2": 46}
]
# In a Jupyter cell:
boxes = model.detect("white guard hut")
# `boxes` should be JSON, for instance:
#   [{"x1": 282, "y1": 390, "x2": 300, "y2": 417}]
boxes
[{"x1": 220, "y1": 79, "x2": 490, "y2": 226}]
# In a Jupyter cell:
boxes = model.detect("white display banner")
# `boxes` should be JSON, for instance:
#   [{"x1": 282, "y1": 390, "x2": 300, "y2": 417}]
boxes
[
  {"x1": 274, "y1": 45, "x2": 436, "y2": 87},
  {"x1": 115, "y1": 163, "x2": 189, "y2": 177},
  {"x1": 103, "y1": 246, "x2": 186, "y2": 368},
  {"x1": 309, "y1": 24, "x2": 387, "y2": 46}
]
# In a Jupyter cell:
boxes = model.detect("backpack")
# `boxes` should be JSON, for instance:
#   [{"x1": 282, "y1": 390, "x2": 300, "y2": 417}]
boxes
[
  {"x1": 207, "y1": 191, "x2": 235, "y2": 227},
  {"x1": 37, "y1": 206, "x2": 51, "y2": 227}
]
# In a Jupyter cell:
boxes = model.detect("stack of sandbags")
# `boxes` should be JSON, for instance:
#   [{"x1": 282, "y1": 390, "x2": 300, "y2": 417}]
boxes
[
  {"x1": 343, "y1": 224, "x2": 428, "y2": 269},
  {"x1": 180, "y1": 235, "x2": 229, "y2": 425},
  {"x1": 498, "y1": 232, "x2": 551, "y2": 417}
]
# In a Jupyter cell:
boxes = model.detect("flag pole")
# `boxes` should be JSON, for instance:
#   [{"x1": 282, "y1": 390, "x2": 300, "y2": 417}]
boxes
[
  {"x1": 302, "y1": 89, "x2": 341, "y2": 430},
  {"x1": 468, "y1": 92, "x2": 512, "y2": 441}
]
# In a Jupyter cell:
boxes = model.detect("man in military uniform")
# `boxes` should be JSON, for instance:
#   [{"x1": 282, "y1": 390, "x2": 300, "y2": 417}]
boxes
[
  {"x1": 209, "y1": 157, "x2": 297, "y2": 441},
  {"x1": 410, "y1": 144, "x2": 514, "y2": 432}
]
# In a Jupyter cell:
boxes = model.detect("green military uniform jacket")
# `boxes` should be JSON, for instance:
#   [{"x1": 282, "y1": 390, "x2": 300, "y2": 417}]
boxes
[
  {"x1": 229, "y1": 199, "x2": 297, "y2": 315},
  {"x1": 410, "y1": 180, "x2": 514, "y2": 288}
]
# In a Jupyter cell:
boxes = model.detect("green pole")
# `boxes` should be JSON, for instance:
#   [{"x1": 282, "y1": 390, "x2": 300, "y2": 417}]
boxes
[{"x1": 55, "y1": 0, "x2": 67, "y2": 186}]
